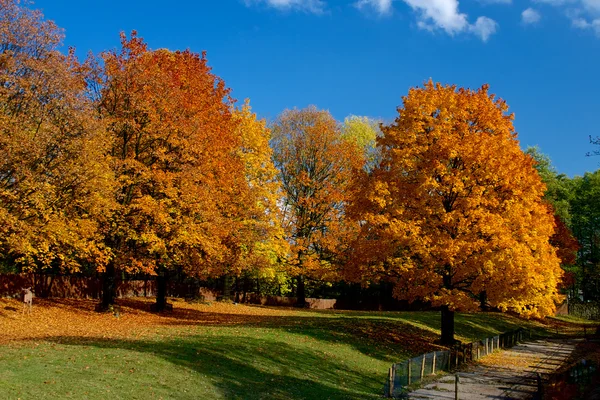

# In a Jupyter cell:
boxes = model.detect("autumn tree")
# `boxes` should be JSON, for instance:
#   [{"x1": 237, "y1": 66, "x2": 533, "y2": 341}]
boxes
[
  {"x1": 99, "y1": 33, "x2": 252, "y2": 310},
  {"x1": 227, "y1": 101, "x2": 288, "y2": 298},
  {"x1": 347, "y1": 82, "x2": 563, "y2": 344},
  {"x1": 0, "y1": 0, "x2": 113, "y2": 281},
  {"x1": 271, "y1": 106, "x2": 363, "y2": 307}
]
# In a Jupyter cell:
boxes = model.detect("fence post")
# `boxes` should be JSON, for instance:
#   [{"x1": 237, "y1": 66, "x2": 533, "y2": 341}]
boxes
[
  {"x1": 408, "y1": 358, "x2": 412, "y2": 385},
  {"x1": 455, "y1": 348, "x2": 459, "y2": 367},
  {"x1": 455, "y1": 373, "x2": 460, "y2": 400},
  {"x1": 485, "y1": 338, "x2": 488, "y2": 356},
  {"x1": 388, "y1": 366, "x2": 394, "y2": 397},
  {"x1": 421, "y1": 354, "x2": 426, "y2": 379},
  {"x1": 432, "y1": 352, "x2": 437, "y2": 375},
  {"x1": 537, "y1": 372, "x2": 543, "y2": 398},
  {"x1": 476, "y1": 344, "x2": 480, "y2": 360}
]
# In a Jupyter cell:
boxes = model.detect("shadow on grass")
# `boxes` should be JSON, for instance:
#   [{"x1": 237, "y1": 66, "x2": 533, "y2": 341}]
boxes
[
  {"x1": 19, "y1": 298, "x2": 534, "y2": 365},
  {"x1": 45, "y1": 335, "x2": 383, "y2": 400},
  {"x1": 118, "y1": 299, "x2": 446, "y2": 361}
]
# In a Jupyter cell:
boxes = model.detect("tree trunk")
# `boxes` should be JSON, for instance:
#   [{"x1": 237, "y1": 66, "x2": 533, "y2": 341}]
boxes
[
  {"x1": 99, "y1": 263, "x2": 116, "y2": 311},
  {"x1": 154, "y1": 267, "x2": 168, "y2": 312},
  {"x1": 441, "y1": 267, "x2": 455, "y2": 345},
  {"x1": 441, "y1": 305, "x2": 455, "y2": 345},
  {"x1": 223, "y1": 275, "x2": 233, "y2": 301},
  {"x1": 480, "y1": 291, "x2": 488, "y2": 311},
  {"x1": 296, "y1": 275, "x2": 307, "y2": 307}
]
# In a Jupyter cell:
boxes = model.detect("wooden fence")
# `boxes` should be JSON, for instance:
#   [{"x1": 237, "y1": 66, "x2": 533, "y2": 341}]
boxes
[{"x1": 385, "y1": 328, "x2": 528, "y2": 398}]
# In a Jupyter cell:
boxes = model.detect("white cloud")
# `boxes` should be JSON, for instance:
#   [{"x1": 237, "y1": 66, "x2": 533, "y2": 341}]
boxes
[
  {"x1": 534, "y1": 0, "x2": 600, "y2": 36},
  {"x1": 403, "y1": 0, "x2": 468, "y2": 34},
  {"x1": 354, "y1": 0, "x2": 394, "y2": 15},
  {"x1": 477, "y1": 0, "x2": 512, "y2": 5},
  {"x1": 470, "y1": 16, "x2": 498, "y2": 40},
  {"x1": 244, "y1": 0, "x2": 326, "y2": 14},
  {"x1": 399, "y1": 0, "x2": 497, "y2": 40},
  {"x1": 249, "y1": 0, "x2": 497, "y2": 41},
  {"x1": 522, "y1": 7, "x2": 542, "y2": 24},
  {"x1": 582, "y1": 0, "x2": 600, "y2": 13},
  {"x1": 571, "y1": 16, "x2": 600, "y2": 34},
  {"x1": 534, "y1": 0, "x2": 572, "y2": 5}
]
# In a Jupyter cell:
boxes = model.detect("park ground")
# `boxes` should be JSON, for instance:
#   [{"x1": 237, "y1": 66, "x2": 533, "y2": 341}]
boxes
[{"x1": 0, "y1": 297, "x2": 590, "y2": 399}]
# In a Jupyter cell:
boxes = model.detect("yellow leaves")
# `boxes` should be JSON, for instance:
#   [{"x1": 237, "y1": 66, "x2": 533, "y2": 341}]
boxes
[{"x1": 347, "y1": 82, "x2": 562, "y2": 319}]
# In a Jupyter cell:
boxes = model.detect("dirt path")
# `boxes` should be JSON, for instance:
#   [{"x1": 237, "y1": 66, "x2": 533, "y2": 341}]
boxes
[{"x1": 408, "y1": 338, "x2": 579, "y2": 400}]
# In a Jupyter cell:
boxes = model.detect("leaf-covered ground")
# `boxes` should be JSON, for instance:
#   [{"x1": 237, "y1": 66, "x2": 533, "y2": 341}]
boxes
[{"x1": 0, "y1": 297, "x2": 547, "y2": 399}]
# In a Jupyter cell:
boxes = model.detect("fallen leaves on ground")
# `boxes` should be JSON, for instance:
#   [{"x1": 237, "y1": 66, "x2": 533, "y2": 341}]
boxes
[
  {"x1": 0, "y1": 297, "x2": 302, "y2": 344},
  {"x1": 0, "y1": 297, "x2": 440, "y2": 356},
  {"x1": 476, "y1": 348, "x2": 545, "y2": 371}
]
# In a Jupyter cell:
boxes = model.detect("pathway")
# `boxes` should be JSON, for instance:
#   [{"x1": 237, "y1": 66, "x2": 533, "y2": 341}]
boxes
[{"x1": 407, "y1": 338, "x2": 578, "y2": 400}]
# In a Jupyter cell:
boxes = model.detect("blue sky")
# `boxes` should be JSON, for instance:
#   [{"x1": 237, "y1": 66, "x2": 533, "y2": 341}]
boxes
[{"x1": 34, "y1": 0, "x2": 600, "y2": 177}]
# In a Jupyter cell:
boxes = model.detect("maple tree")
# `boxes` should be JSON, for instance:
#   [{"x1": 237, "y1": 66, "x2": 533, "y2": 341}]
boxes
[
  {"x1": 98, "y1": 33, "x2": 254, "y2": 310},
  {"x1": 347, "y1": 82, "x2": 563, "y2": 344},
  {"x1": 271, "y1": 106, "x2": 364, "y2": 306},
  {"x1": 0, "y1": 0, "x2": 113, "y2": 277}
]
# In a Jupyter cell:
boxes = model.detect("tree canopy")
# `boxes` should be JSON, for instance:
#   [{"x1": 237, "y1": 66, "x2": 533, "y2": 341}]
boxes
[
  {"x1": 0, "y1": 0, "x2": 113, "y2": 274},
  {"x1": 346, "y1": 82, "x2": 563, "y2": 343},
  {"x1": 271, "y1": 106, "x2": 364, "y2": 306}
]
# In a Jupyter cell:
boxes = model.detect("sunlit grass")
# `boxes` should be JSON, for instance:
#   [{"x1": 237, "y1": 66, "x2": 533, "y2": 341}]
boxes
[{"x1": 0, "y1": 297, "x2": 550, "y2": 399}]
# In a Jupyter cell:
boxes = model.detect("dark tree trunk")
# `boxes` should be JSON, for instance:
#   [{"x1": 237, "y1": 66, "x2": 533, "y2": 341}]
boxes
[
  {"x1": 223, "y1": 275, "x2": 233, "y2": 301},
  {"x1": 296, "y1": 275, "x2": 307, "y2": 308},
  {"x1": 440, "y1": 267, "x2": 455, "y2": 345},
  {"x1": 34, "y1": 273, "x2": 54, "y2": 298},
  {"x1": 98, "y1": 263, "x2": 117, "y2": 312},
  {"x1": 234, "y1": 277, "x2": 241, "y2": 303},
  {"x1": 441, "y1": 305, "x2": 455, "y2": 345},
  {"x1": 153, "y1": 268, "x2": 169, "y2": 312},
  {"x1": 480, "y1": 291, "x2": 488, "y2": 311}
]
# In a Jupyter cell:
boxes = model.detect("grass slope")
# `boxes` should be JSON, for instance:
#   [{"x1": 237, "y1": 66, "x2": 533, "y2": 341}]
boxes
[{"x1": 0, "y1": 297, "x2": 544, "y2": 399}]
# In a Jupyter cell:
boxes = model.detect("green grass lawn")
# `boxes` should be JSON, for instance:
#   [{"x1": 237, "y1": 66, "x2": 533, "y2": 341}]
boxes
[{"x1": 0, "y1": 300, "x2": 546, "y2": 400}]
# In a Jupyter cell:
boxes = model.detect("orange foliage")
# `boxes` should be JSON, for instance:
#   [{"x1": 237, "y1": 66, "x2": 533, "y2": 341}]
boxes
[
  {"x1": 0, "y1": 0, "x2": 113, "y2": 273},
  {"x1": 271, "y1": 107, "x2": 364, "y2": 284},
  {"x1": 100, "y1": 32, "x2": 253, "y2": 278},
  {"x1": 347, "y1": 82, "x2": 563, "y2": 319}
]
